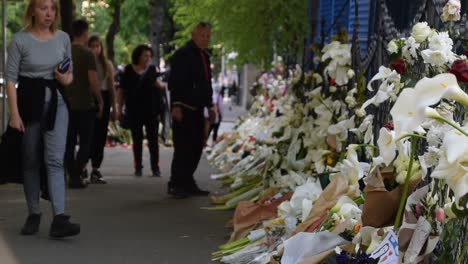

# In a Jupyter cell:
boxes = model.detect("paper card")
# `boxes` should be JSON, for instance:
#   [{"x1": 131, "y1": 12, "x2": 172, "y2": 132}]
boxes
[{"x1": 370, "y1": 231, "x2": 399, "y2": 264}]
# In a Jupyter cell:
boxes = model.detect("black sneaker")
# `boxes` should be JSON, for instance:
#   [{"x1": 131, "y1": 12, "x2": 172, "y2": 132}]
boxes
[
  {"x1": 68, "y1": 179, "x2": 88, "y2": 189},
  {"x1": 188, "y1": 186, "x2": 210, "y2": 196},
  {"x1": 49, "y1": 214, "x2": 80, "y2": 238},
  {"x1": 151, "y1": 168, "x2": 161, "y2": 177},
  {"x1": 167, "y1": 187, "x2": 189, "y2": 198},
  {"x1": 80, "y1": 168, "x2": 88, "y2": 180},
  {"x1": 21, "y1": 213, "x2": 41, "y2": 235},
  {"x1": 134, "y1": 168, "x2": 142, "y2": 177},
  {"x1": 90, "y1": 170, "x2": 107, "y2": 184}
]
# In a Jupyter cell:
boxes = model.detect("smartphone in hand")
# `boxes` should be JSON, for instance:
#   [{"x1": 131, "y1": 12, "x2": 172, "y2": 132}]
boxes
[{"x1": 57, "y1": 57, "x2": 71, "y2": 74}]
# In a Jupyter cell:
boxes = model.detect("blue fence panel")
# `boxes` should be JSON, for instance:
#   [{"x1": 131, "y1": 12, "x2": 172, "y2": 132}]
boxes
[{"x1": 317, "y1": 0, "x2": 370, "y2": 56}]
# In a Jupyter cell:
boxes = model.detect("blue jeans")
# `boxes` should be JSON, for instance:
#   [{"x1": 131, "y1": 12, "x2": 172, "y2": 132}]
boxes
[{"x1": 22, "y1": 89, "x2": 68, "y2": 215}]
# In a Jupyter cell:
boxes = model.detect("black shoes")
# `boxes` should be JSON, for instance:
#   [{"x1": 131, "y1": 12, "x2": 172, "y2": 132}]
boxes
[
  {"x1": 80, "y1": 168, "x2": 89, "y2": 180},
  {"x1": 49, "y1": 214, "x2": 80, "y2": 238},
  {"x1": 188, "y1": 186, "x2": 210, "y2": 196},
  {"x1": 167, "y1": 187, "x2": 189, "y2": 198},
  {"x1": 21, "y1": 214, "x2": 80, "y2": 238},
  {"x1": 90, "y1": 170, "x2": 107, "y2": 184},
  {"x1": 68, "y1": 178, "x2": 88, "y2": 189},
  {"x1": 134, "y1": 168, "x2": 142, "y2": 177},
  {"x1": 167, "y1": 185, "x2": 210, "y2": 198},
  {"x1": 21, "y1": 213, "x2": 41, "y2": 235},
  {"x1": 151, "y1": 168, "x2": 161, "y2": 177}
]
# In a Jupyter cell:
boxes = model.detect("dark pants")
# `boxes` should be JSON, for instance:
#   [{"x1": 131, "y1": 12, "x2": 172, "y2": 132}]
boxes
[
  {"x1": 169, "y1": 108, "x2": 204, "y2": 190},
  {"x1": 160, "y1": 90, "x2": 171, "y2": 142},
  {"x1": 66, "y1": 110, "x2": 95, "y2": 182},
  {"x1": 210, "y1": 121, "x2": 221, "y2": 141},
  {"x1": 130, "y1": 115, "x2": 160, "y2": 172},
  {"x1": 90, "y1": 91, "x2": 111, "y2": 168}
]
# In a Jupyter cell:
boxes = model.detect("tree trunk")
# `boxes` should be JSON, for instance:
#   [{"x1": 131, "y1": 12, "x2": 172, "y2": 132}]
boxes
[
  {"x1": 60, "y1": 0, "x2": 74, "y2": 35},
  {"x1": 150, "y1": 0, "x2": 167, "y2": 66},
  {"x1": 161, "y1": 4, "x2": 176, "y2": 57},
  {"x1": 106, "y1": 0, "x2": 122, "y2": 64}
]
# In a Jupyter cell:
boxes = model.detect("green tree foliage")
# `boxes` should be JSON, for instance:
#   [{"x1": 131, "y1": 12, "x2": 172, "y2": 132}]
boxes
[
  {"x1": 78, "y1": 0, "x2": 150, "y2": 65},
  {"x1": 170, "y1": 0, "x2": 308, "y2": 68},
  {"x1": 5, "y1": 1, "x2": 27, "y2": 43}
]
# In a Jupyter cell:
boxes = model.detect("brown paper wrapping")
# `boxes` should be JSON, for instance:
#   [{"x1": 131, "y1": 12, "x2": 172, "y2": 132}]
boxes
[
  {"x1": 293, "y1": 177, "x2": 349, "y2": 235},
  {"x1": 362, "y1": 168, "x2": 420, "y2": 228},
  {"x1": 299, "y1": 243, "x2": 356, "y2": 264},
  {"x1": 230, "y1": 192, "x2": 293, "y2": 241},
  {"x1": 398, "y1": 186, "x2": 438, "y2": 264}
]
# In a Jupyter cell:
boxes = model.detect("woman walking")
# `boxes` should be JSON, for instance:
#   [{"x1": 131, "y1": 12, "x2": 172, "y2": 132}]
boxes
[
  {"x1": 119, "y1": 45, "x2": 164, "y2": 177},
  {"x1": 87, "y1": 35, "x2": 118, "y2": 184},
  {"x1": 5, "y1": 0, "x2": 80, "y2": 238}
]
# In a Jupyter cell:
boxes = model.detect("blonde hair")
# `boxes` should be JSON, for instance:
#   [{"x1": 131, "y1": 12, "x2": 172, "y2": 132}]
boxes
[{"x1": 23, "y1": 0, "x2": 60, "y2": 32}]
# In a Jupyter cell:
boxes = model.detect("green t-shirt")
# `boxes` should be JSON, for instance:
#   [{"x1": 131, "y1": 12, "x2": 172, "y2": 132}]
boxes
[{"x1": 65, "y1": 44, "x2": 97, "y2": 110}]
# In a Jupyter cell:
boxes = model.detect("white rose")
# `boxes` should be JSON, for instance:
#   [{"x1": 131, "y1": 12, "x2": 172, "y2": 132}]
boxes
[
  {"x1": 387, "y1": 40, "x2": 399, "y2": 54},
  {"x1": 411, "y1": 22, "x2": 432, "y2": 43},
  {"x1": 441, "y1": 0, "x2": 461, "y2": 22},
  {"x1": 330, "y1": 86, "x2": 337, "y2": 93},
  {"x1": 347, "y1": 69, "x2": 355, "y2": 79}
]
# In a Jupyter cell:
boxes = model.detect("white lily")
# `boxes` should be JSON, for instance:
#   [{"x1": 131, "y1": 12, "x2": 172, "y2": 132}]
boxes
[
  {"x1": 322, "y1": 42, "x2": 352, "y2": 86},
  {"x1": 350, "y1": 115, "x2": 374, "y2": 144},
  {"x1": 361, "y1": 80, "x2": 396, "y2": 110},
  {"x1": 328, "y1": 116, "x2": 356, "y2": 150},
  {"x1": 278, "y1": 201, "x2": 294, "y2": 218},
  {"x1": 367, "y1": 66, "x2": 400, "y2": 91},
  {"x1": 321, "y1": 41, "x2": 341, "y2": 59},
  {"x1": 288, "y1": 177, "x2": 321, "y2": 217},
  {"x1": 431, "y1": 126, "x2": 468, "y2": 201},
  {"x1": 331, "y1": 145, "x2": 369, "y2": 185},
  {"x1": 390, "y1": 88, "x2": 427, "y2": 138},
  {"x1": 330, "y1": 196, "x2": 361, "y2": 218},
  {"x1": 431, "y1": 155, "x2": 468, "y2": 202},
  {"x1": 376, "y1": 127, "x2": 397, "y2": 166},
  {"x1": 391, "y1": 74, "x2": 468, "y2": 138},
  {"x1": 413, "y1": 73, "x2": 468, "y2": 107}
]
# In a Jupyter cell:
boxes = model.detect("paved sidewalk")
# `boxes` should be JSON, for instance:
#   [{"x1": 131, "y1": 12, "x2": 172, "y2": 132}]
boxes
[{"x1": 0, "y1": 147, "x2": 232, "y2": 264}]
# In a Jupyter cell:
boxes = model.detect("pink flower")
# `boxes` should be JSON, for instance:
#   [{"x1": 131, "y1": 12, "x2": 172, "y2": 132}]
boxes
[
  {"x1": 435, "y1": 208, "x2": 445, "y2": 222},
  {"x1": 383, "y1": 121, "x2": 394, "y2": 130},
  {"x1": 277, "y1": 67, "x2": 284, "y2": 75}
]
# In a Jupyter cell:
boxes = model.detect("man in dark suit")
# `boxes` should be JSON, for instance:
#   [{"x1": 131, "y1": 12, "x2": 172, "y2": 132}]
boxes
[{"x1": 168, "y1": 22, "x2": 216, "y2": 198}]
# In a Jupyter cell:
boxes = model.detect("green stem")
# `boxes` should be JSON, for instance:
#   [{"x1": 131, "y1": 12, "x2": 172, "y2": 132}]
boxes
[
  {"x1": 394, "y1": 137, "x2": 418, "y2": 230},
  {"x1": 395, "y1": 133, "x2": 426, "y2": 141},
  {"x1": 433, "y1": 116, "x2": 468, "y2": 138}
]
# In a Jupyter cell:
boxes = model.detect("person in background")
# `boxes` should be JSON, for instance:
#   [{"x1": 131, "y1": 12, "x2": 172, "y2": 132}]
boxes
[
  {"x1": 168, "y1": 22, "x2": 216, "y2": 198},
  {"x1": 5, "y1": 0, "x2": 80, "y2": 238},
  {"x1": 87, "y1": 35, "x2": 118, "y2": 184},
  {"x1": 118, "y1": 44, "x2": 165, "y2": 177},
  {"x1": 65, "y1": 19, "x2": 103, "y2": 189},
  {"x1": 210, "y1": 84, "x2": 224, "y2": 142},
  {"x1": 159, "y1": 67, "x2": 172, "y2": 146}
]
